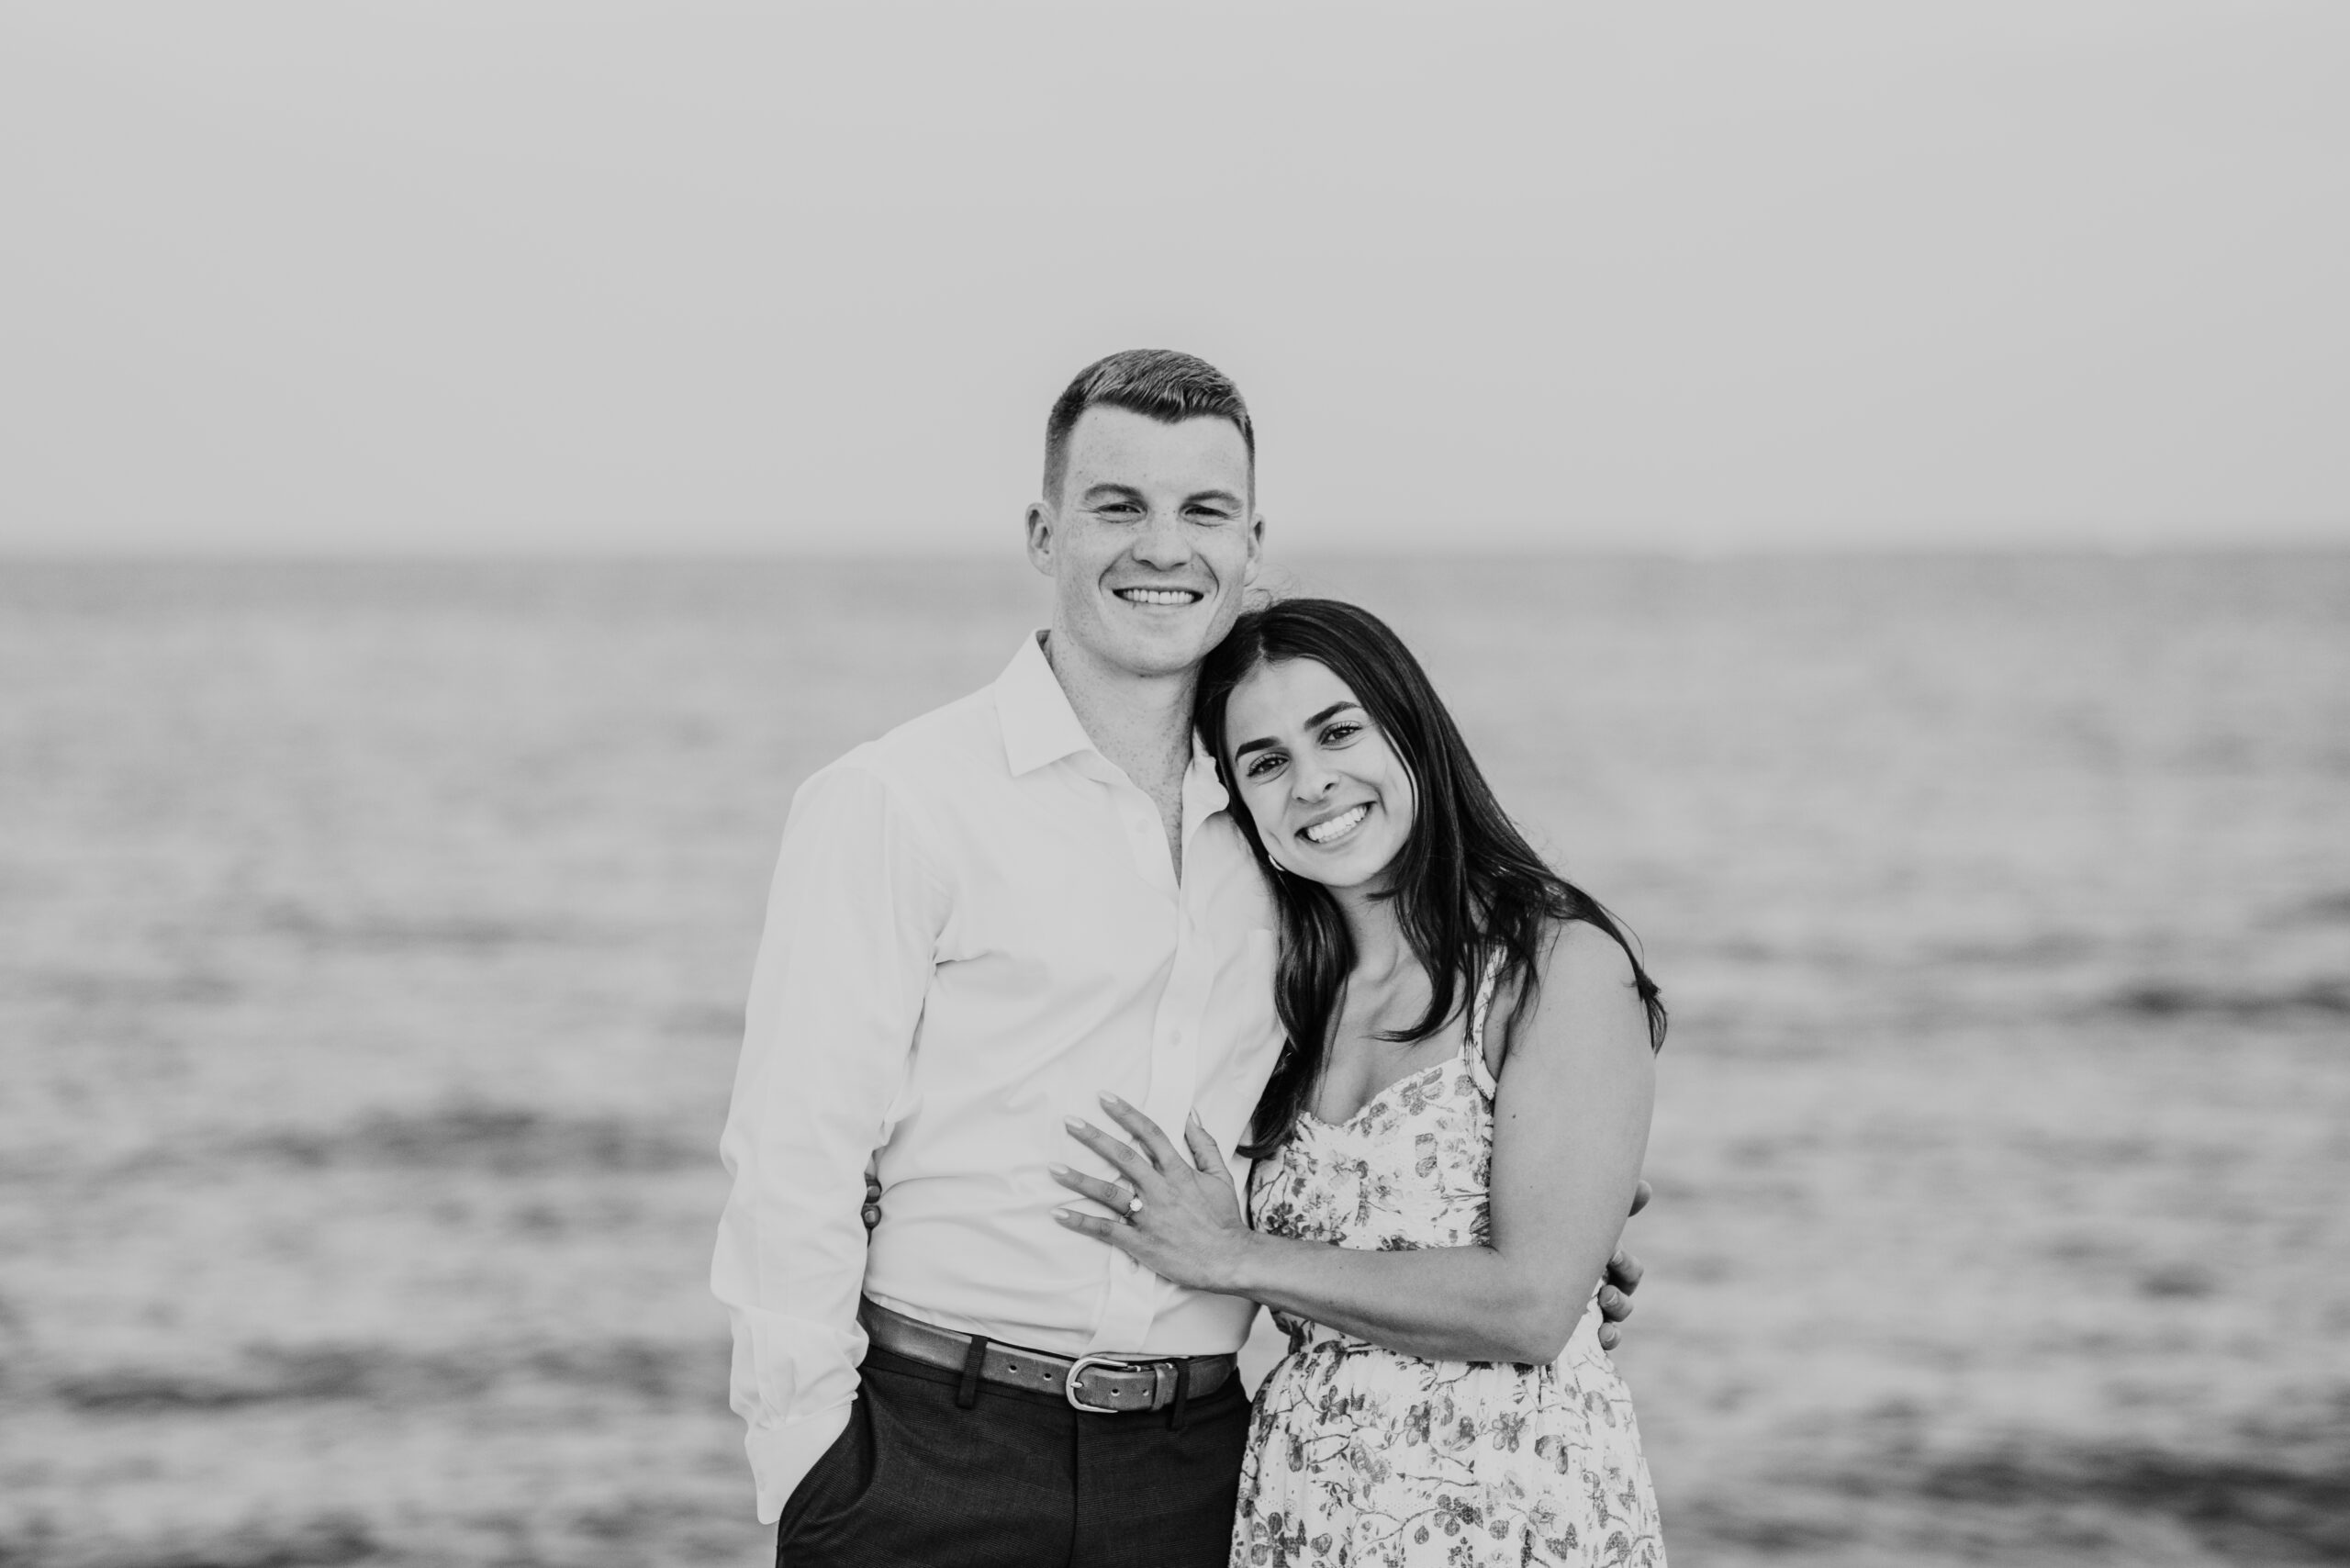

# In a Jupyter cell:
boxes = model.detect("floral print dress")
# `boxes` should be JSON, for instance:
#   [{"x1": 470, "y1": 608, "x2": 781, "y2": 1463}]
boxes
[{"x1": 1231, "y1": 963, "x2": 1665, "y2": 1568}]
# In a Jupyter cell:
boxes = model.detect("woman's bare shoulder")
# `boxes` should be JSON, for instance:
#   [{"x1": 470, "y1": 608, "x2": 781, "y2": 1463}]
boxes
[
  {"x1": 1494, "y1": 925, "x2": 1645, "y2": 1062},
  {"x1": 1544, "y1": 917, "x2": 1638, "y2": 991},
  {"x1": 1488, "y1": 919, "x2": 1640, "y2": 1071}
]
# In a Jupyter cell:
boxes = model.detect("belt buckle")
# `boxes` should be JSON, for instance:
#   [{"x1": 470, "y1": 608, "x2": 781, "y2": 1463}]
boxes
[{"x1": 1064, "y1": 1351, "x2": 1144, "y2": 1414}]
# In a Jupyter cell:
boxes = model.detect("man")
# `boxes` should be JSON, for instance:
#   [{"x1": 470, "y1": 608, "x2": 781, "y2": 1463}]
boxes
[{"x1": 713, "y1": 351, "x2": 1644, "y2": 1566}]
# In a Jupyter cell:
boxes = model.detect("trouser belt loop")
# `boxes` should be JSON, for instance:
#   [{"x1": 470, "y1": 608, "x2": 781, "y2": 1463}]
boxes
[
  {"x1": 956, "y1": 1334, "x2": 990, "y2": 1410},
  {"x1": 1167, "y1": 1357, "x2": 1192, "y2": 1432}
]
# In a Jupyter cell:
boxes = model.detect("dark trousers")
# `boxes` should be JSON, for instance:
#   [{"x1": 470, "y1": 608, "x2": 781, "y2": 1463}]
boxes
[{"x1": 778, "y1": 1343, "x2": 1251, "y2": 1568}]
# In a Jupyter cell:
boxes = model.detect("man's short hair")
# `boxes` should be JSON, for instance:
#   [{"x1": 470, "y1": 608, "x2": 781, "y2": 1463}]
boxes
[{"x1": 1042, "y1": 350, "x2": 1256, "y2": 504}]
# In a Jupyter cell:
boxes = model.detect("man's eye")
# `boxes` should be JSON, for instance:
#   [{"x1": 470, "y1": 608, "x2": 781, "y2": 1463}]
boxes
[{"x1": 1187, "y1": 507, "x2": 1230, "y2": 523}]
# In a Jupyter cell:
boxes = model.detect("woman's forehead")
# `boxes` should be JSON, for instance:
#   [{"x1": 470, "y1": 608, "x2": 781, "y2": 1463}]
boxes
[{"x1": 1227, "y1": 656, "x2": 1359, "y2": 725}]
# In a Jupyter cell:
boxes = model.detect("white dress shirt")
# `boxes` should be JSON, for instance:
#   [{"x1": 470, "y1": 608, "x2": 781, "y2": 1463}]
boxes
[{"x1": 712, "y1": 632, "x2": 1285, "y2": 1522}]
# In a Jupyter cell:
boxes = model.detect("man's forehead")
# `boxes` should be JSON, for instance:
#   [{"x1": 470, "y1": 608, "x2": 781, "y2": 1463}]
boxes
[{"x1": 1062, "y1": 405, "x2": 1252, "y2": 478}]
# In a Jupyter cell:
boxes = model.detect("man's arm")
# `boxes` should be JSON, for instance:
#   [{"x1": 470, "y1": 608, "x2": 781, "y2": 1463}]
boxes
[{"x1": 711, "y1": 762, "x2": 942, "y2": 1523}]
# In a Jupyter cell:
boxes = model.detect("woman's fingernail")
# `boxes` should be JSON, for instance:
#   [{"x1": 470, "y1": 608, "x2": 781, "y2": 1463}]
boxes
[
  {"x1": 1049, "y1": 1163, "x2": 1070, "y2": 1176},
  {"x1": 1064, "y1": 1116, "x2": 1085, "y2": 1133},
  {"x1": 1099, "y1": 1092, "x2": 1125, "y2": 1107}
]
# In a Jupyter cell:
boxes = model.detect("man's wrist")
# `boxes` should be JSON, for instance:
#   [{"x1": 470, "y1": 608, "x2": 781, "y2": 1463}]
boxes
[{"x1": 745, "y1": 1401, "x2": 855, "y2": 1525}]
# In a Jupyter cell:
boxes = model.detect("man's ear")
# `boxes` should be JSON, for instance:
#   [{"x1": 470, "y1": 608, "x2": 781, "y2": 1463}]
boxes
[
  {"x1": 1243, "y1": 512, "x2": 1267, "y2": 585},
  {"x1": 1024, "y1": 499, "x2": 1056, "y2": 577}
]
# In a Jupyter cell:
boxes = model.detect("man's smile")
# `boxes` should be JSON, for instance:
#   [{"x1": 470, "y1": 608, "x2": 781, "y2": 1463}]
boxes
[{"x1": 1113, "y1": 587, "x2": 1206, "y2": 607}]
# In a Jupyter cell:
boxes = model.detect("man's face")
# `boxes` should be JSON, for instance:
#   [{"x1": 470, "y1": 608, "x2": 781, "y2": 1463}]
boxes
[{"x1": 1025, "y1": 406, "x2": 1262, "y2": 680}]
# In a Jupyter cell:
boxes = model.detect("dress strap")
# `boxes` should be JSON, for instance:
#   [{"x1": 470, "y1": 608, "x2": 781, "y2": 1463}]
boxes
[{"x1": 1465, "y1": 952, "x2": 1504, "y2": 1097}]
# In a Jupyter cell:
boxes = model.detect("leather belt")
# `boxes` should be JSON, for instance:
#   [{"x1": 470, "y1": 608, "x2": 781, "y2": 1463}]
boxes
[{"x1": 858, "y1": 1298, "x2": 1236, "y2": 1414}]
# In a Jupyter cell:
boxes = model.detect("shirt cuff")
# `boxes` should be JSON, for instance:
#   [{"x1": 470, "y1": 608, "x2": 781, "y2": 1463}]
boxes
[{"x1": 746, "y1": 1401, "x2": 856, "y2": 1525}]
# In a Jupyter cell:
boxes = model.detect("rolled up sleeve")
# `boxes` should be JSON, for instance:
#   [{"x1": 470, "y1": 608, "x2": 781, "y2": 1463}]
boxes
[{"x1": 711, "y1": 761, "x2": 943, "y2": 1522}]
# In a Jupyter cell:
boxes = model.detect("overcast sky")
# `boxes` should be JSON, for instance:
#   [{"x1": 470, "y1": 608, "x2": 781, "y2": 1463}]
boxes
[{"x1": 3, "y1": 3, "x2": 2344, "y2": 556}]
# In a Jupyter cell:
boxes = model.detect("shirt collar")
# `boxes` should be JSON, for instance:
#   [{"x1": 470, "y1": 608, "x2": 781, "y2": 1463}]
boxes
[
  {"x1": 995, "y1": 631, "x2": 1101, "y2": 778},
  {"x1": 1181, "y1": 731, "x2": 1231, "y2": 830},
  {"x1": 995, "y1": 633, "x2": 1237, "y2": 826}
]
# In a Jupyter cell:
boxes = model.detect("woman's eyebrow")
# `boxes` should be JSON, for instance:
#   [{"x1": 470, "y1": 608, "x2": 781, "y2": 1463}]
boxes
[{"x1": 1230, "y1": 702, "x2": 1360, "y2": 760}]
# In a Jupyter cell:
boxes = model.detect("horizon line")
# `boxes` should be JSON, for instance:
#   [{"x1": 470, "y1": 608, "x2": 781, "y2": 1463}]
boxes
[{"x1": 3, "y1": 539, "x2": 2347, "y2": 568}]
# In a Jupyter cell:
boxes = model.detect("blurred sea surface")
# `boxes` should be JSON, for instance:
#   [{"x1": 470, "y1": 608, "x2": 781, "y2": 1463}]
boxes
[{"x1": 1, "y1": 553, "x2": 2346, "y2": 1567}]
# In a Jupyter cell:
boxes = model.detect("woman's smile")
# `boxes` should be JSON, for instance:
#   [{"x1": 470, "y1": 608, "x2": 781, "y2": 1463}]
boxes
[{"x1": 1300, "y1": 802, "x2": 1372, "y2": 846}]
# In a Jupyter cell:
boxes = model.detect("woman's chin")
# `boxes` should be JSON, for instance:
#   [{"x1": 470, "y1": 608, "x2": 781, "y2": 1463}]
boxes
[{"x1": 1271, "y1": 846, "x2": 1403, "y2": 893}]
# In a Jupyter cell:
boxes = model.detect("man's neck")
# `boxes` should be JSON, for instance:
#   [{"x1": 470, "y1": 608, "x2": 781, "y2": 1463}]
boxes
[{"x1": 1040, "y1": 628, "x2": 1197, "y2": 797}]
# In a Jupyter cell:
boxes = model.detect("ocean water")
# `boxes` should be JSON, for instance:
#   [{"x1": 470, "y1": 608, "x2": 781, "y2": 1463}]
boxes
[{"x1": 1, "y1": 554, "x2": 2345, "y2": 1567}]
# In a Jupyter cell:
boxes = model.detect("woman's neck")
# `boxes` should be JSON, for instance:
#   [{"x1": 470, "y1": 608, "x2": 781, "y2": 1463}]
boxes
[{"x1": 1336, "y1": 881, "x2": 1413, "y2": 984}]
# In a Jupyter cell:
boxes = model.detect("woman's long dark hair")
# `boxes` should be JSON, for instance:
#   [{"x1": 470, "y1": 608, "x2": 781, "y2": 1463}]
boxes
[{"x1": 1195, "y1": 598, "x2": 1665, "y2": 1159}]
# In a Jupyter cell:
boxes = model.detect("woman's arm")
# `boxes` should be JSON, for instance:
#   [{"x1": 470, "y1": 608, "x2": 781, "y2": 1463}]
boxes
[{"x1": 1056, "y1": 921, "x2": 1657, "y2": 1364}]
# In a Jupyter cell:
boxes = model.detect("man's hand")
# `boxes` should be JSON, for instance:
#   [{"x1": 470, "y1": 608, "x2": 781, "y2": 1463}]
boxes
[
  {"x1": 1595, "y1": 1178, "x2": 1650, "y2": 1352},
  {"x1": 863, "y1": 1172, "x2": 882, "y2": 1231}
]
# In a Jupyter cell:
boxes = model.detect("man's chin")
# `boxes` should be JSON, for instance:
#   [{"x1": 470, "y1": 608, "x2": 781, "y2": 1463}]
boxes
[
  {"x1": 1104, "y1": 627, "x2": 1220, "y2": 679},
  {"x1": 1058, "y1": 593, "x2": 1237, "y2": 679},
  {"x1": 1085, "y1": 607, "x2": 1218, "y2": 659}
]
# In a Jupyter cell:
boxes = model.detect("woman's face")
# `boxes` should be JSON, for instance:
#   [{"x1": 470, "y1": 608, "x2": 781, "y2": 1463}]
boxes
[{"x1": 1221, "y1": 656, "x2": 1416, "y2": 891}]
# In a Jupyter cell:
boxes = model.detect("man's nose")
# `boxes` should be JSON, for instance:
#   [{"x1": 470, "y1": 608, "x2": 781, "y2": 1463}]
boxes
[{"x1": 1131, "y1": 510, "x2": 1194, "y2": 569}]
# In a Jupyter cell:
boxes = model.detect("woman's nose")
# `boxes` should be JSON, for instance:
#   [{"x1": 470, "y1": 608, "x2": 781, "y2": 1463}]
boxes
[{"x1": 1291, "y1": 756, "x2": 1337, "y2": 801}]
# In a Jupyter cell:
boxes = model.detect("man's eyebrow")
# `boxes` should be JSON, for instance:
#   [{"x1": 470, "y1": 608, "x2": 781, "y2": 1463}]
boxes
[
  {"x1": 1185, "y1": 488, "x2": 1246, "y2": 509},
  {"x1": 1079, "y1": 483, "x2": 1145, "y2": 503},
  {"x1": 1230, "y1": 702, "x2": 1360, "y2": 760}
]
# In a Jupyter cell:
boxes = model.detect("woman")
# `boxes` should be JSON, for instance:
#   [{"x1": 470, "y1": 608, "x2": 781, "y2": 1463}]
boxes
[{"x1": 1051, "y1": 599, "x2": 1668, "y2": 1568}]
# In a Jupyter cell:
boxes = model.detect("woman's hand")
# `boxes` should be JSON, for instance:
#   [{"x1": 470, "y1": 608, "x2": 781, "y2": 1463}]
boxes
[{"x1": 1052, "y1": 1093, "x2": 1256, "y2": 1293}]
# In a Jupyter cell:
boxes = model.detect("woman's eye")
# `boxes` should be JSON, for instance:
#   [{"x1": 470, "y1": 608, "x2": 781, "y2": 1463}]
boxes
[
  {"x1": 1322, "y1": 722, "x2": 1362, "y2": 745},
  {"x1": 1245, "y1": 753, "x2": 1285, "y2": 778}
]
